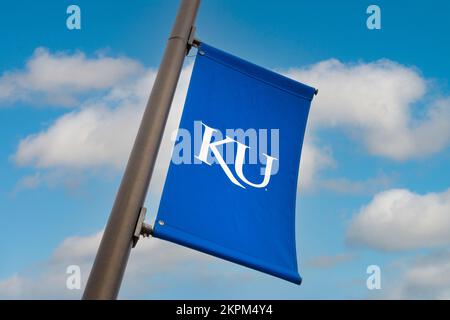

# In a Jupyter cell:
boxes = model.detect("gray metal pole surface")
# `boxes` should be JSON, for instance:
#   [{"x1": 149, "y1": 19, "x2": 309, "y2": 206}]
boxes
[{"x1": 82, "y1": 0, "x2": 201, "y2": 300}]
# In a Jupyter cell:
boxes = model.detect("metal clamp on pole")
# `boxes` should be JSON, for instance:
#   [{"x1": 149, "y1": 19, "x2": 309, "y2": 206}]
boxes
[
  {"x1": 132, "y1": 207, "x2": 153, "y2": 248},
  {"x1": 187, "y1": 26, "x2": 202, "y2": 53},
  {"x1": 187, "y1": 26, "x2": 196, "y2": 53}
]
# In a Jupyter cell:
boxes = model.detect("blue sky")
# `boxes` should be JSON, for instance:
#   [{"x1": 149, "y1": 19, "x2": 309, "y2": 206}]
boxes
[{"x1": 0, "y1": 0, "x2": 450, "y2": 299}]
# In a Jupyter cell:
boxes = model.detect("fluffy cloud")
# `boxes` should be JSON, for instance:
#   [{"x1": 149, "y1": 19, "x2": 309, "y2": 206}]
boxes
[
  {"x1": 14, "y1": 101, "x2": 143, "y2": 169},
  {"x1": 0, "y1": 48, "x2": 144, "y2": 106},
  {"x1": 287, "y1": 59, "x2": 450, "y2": 160},
  {"x1": 0, "y1": 230, "x2": 242, "y2": 299},
  {"x1": 12, "y1": 61, "x2": 187, "y2": 171},
  {"x1": 347, "y1": 188, "x2": 450, "y2": 251},
  {"x1": 297, "y1": 136, "x2": 335, "y2": 191},
  {"x1": 381, "y1": 251, "x2": 450, "y2": 299}
]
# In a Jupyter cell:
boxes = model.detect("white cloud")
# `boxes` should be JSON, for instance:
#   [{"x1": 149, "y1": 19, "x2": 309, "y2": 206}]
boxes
[
  {"x1": 0, "y1": 230, "x2": 244, "y2": 299},
  {"x1": 287, "y1": 59, "x2": 450, "y2": 160},
  {"x1": 297, "y1": 136, "x2": 335, "y2": 191},
  {"x1": 12, "y1": 61, "x2": 193, "y2": 209},
  {"x1": 0, "y1": 232, "x2": 98, "y2": 299},
  {"x1": 381, "y1": 251, "x2": 450, "y2": 299},
  {"x1": 0, "y1": 48, "x2": 144, "y2": 106},
  {"x1": 12, "y1": 62, "x2": 188, "y2": 172},
  {"x1": 14, "y1": 102, "x2": 142, "y2": 169},
  {"x1": 347, "y1": 188, "x2": 450, "y2": 251}
]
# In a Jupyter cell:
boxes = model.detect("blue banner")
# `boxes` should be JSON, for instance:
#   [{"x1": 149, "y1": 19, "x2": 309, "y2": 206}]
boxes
[{"x1": 153, "y1": 43, "x2": 316, "y2": 284}]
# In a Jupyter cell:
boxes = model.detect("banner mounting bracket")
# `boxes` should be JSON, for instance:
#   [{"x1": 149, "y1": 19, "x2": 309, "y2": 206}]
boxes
[
  {"x1": 187, "y1": 26, "x2": 201, "y2": 54},
  {"x1": 132, "y1": 207, "x2": 153, "y2": 248}
]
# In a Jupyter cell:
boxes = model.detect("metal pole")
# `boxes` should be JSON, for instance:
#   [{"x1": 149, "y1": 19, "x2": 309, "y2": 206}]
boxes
[{"x1": 82, "y1": 0, "x2": 201, "y2": 300}]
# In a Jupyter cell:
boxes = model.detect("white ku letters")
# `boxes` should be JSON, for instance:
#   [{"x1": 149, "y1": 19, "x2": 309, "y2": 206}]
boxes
[
  {"x1": 195, "y1": 123, "x2": 278, "y2": 189},
  {"x1": 171, "y1": 121, "x2": 279, "y2": 189}
]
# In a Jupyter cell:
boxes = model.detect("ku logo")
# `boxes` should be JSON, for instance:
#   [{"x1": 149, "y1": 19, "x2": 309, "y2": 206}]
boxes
[{"x1": 195, "y1": 122, "x2": 278, "y2": 189}]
